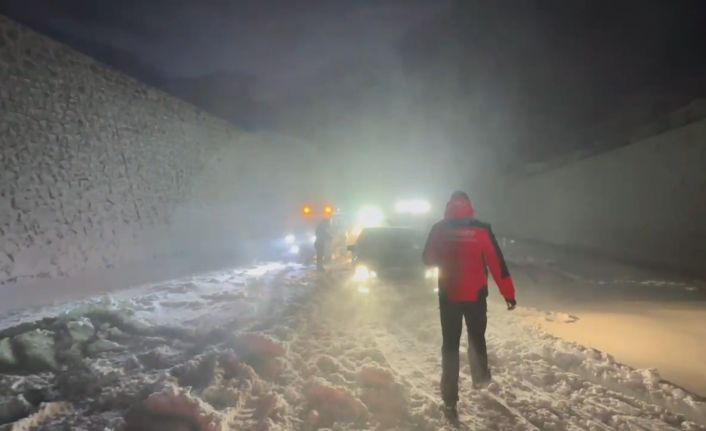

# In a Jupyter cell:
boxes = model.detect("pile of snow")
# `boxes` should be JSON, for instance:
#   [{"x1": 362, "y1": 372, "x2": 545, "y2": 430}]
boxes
[
  {"x1": 304, "y1": 378, "x2": 369, "y2": 427},
  {"x1": 1, "y1": 262, "x2": 705, "y2": 430},
  {"x1": 0, "y1": 264, "x2": 315, "y2": 430}
]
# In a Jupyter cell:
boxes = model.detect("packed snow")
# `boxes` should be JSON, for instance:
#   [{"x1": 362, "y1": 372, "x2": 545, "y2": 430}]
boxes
[
  {"x1": 501, "y1": 238, "x2": 706, "y2": 397},
  {"x1": 0, "y1": 262, "x2": 704, "y2": 430}
]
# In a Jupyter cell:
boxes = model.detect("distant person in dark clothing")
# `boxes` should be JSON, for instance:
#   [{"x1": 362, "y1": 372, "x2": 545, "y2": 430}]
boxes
[
  {"x1": 314, "y1": 218, "x2": 332, "y2": 270},
  {"x1": 423, "y1": 191, "x2": 517, "y2": 422}
]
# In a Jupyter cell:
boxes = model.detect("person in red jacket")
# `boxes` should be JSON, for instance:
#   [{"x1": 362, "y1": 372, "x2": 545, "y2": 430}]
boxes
[{"x1": 423, "y1": 191, "x2": 516, "y2": 421}]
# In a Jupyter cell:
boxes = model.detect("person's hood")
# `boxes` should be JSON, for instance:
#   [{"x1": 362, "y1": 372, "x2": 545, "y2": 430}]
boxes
[{"x1": 444, "y1": 193, "x2": 476, "y2": 220}]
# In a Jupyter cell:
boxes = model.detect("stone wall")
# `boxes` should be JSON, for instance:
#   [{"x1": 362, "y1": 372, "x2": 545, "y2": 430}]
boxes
[
  {"x1": 490, "y1": 118, "x2": 706, "y2": 275},
  {"x1": 0, "y1": 16, "x2": 290, "y2": 285}
]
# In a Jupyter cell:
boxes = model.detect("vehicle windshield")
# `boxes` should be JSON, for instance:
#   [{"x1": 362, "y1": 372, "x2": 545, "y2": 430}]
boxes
[{"x1": 357, "y1": 228, "x2": 423, "y2": 250}]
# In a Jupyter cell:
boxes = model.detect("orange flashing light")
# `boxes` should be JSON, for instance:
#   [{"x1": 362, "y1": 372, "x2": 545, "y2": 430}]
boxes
[
  {"x1": 323, "y1": 205, "x2": 334, "y2": 217},
  {"x1": 302, "y1": 205, "x2": 313, "y2": 217}
]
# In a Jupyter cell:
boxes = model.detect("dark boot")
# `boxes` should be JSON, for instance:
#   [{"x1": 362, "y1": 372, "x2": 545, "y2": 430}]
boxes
[{"x1": 443, "y1": 403, "x2": 459, "y2": 427}]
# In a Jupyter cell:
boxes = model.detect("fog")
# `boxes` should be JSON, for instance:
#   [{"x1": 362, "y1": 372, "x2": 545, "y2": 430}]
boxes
[
  {"x1": 6, "y1": 0, "x2": 706, "y2": 210},
  {"x1": 2, "y1": 0, "x2": 706, "y2": 291},
  {"x1": 1, "y1": 2, "x2": 706, "y2": 429}
]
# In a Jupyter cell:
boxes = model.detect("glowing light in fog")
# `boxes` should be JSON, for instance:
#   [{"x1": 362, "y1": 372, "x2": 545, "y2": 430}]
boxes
[
  {"x1": 425, "y1": 267, "x2": 439, "y2": 279},
  {"x1": 284, "y1": 234, "x2": 296, "y2": 244},
  {"x1": 358, "y1": 286, "x2": 370, "y2": 294},
  {"x1": 350, "y1": 225, "x2": 363, "y2": 238},
  {"x1": 357, "y1": 205, "x2": 385, "y2": 228},
  {"x1": 352, "y1": 265, "x2": 376, "y2": 282},
  {"x1": 395, "y1": 199, "x2": 431, "y2": 214},
  {"x1": 310, "y1": 235, "x2": 317, "y2": 244},
  {"x1": 289, "y1": 245, "x2": 300, "y2": 254}
]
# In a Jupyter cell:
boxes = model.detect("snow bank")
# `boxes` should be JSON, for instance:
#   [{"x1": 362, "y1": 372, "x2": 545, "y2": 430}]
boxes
[
  {"x1": 124, "y1": 382, "x2": 222, "y2": 431},
  {"x1": 0, "y1": 264, "x2": 314, "y2": 430},
  {"x1": 1, "y1": 264, "x2": 704, "y2": 430}
]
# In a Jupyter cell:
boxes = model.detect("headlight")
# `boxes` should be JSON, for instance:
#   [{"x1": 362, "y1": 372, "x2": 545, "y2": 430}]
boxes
[
  {"x1": 284, "y1": 234, "x2": 296, "y2": 244},
  {"x1": 349, "y1": 225, "x2": 363, "y2": 238},
  {"x1": 310, "y1": 235, "x2": 317, "y2": 244},
  {"x1": 289, "y1": 245, "x2": 300, "y2": 254},
  {"x1": 352, "y1": 265, "x2": 377, "y2": 282},
  {"x1": 425, "y1": 267, "x2": 439, "y2": 279}
]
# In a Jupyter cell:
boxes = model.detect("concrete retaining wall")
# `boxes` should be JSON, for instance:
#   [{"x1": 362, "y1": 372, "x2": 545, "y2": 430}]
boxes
[
  {"x1": 0, "y1": 16, "x2": 311, "y2": 285},
  {"x1": 491, "y1": 118, "x2": 706, "y2": 275}
]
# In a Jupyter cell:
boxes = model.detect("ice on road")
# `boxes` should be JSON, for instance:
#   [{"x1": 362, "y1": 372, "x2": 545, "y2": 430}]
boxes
[{"x1": 0, "y1": 264, "x2": 704, "y2": 430}]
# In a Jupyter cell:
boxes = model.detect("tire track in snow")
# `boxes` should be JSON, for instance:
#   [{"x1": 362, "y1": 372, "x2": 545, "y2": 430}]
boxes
[
  {"x1": 266, "y1": 270, "x2": 704, "y2": 430},
  {"x1": 364, "y1": 289, "x2": 542, "y2": 431},
  {"x1": 366, "y1": 284, "x2": 706, "y2": 431},
  {"x1": 376, "y1": 321, "x2": 544, "y2": 430},
  {"x1": 366, "y1": 324, "x2": 477, "y2": 430}
]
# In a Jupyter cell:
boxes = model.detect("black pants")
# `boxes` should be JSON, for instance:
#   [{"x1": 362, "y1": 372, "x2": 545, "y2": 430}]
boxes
[{"x1": 439, "y1": 290, "x2": 490, "y2": 405}]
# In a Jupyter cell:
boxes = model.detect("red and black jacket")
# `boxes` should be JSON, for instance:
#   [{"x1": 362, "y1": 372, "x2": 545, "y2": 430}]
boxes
[{"x1": 423, "y1": 195, "x2": 515, "y2": 303}]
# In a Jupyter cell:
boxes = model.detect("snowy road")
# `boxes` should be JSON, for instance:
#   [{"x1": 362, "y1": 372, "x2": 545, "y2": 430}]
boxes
[
  {"x1": 0, "y1": 263, "x2": 705, "y2": 430},
  {"x1": 270, "y1": 268, "x2": 706, "y2": 430},
  {"x1": 502, "y1": 239, "x2": 706, "y2": 397}
]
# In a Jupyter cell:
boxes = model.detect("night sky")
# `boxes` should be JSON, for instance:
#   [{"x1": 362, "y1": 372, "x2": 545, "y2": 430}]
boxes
[{"x1": 2, "y1": 0, "x2": 706, "y2": 163}]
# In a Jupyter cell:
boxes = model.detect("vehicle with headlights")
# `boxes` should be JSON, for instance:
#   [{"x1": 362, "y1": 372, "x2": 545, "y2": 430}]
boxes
[
  {"x1": 347, "y1": 227, "x2": 437, "y2": 288},
  {"x1": 273, "y1": 203, "x2": 340, "y2": 264},
  {"x1": 274, "y1": 231, "x2": 316, "y2": 263}
]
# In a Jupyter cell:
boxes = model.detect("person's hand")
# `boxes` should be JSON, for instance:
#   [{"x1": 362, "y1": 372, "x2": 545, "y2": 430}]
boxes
[{"x1": 506, "y1": 299, "x2": 517, "y2": 311}]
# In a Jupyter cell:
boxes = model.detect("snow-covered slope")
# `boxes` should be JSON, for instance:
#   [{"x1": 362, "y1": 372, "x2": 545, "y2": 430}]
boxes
[{"x1": 0, "y1": 264, "x2": 704, "y2": 430}]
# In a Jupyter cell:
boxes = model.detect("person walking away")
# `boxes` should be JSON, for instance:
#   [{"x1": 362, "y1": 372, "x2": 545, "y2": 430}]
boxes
[
  {"x1": 422, "y1": 191, "x2": 516, "y2": 423},
  {"x1": 314, "y1": 218, "x2": 332, "y2": 271}
]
